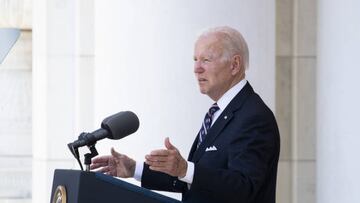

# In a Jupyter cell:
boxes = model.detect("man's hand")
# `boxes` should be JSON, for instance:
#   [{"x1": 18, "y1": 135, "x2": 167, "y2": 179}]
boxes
[
  {"x1": 145, "y1": 137, "x2": 188, "y2": 178},
  {"x1": 90, "y1": 148, "x2": 136, "y2": 178}
]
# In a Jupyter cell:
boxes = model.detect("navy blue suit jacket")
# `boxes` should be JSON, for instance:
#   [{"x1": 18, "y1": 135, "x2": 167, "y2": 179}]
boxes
[{"x1": 141, "y1": 82, "x2": 280, "y2": 203}]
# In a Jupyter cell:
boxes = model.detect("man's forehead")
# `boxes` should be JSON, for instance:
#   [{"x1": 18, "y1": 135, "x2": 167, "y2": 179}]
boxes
[
  {"x1": 196, "y1": 34, "x2": 220, "y2": 45},
  {"x1": 195, "y1": 37, "x2": 224, "y2": 57}
]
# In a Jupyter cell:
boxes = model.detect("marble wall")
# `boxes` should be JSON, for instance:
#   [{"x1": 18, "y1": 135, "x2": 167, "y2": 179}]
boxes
[
  {"x1": 0, "y1": 1, "x2": 32, "y2": 202},
  {"x1": 317, "y1": 0, "x2": 360, "y2": 202},
  {"x1": 276, "y1": 0, "x2": 317, "y2": 202},
  {"x1": 0, "y1": 30, "x2": 32, "y2": 203}
]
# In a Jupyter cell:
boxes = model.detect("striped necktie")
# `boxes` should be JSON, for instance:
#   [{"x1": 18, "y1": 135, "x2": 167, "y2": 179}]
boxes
[{"x1": 197, "y1": 103, "x2": 220, "y2": 148}]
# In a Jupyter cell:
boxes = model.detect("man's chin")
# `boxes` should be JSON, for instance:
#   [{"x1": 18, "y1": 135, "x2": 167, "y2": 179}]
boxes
[{"x1": 199, "y1": 88, "x2": 208, "y2": 95}]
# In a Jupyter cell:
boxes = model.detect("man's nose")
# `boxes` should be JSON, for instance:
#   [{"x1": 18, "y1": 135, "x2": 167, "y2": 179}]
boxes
[{"x1": 194, "y1": 61, "x2": 204, "y2": 73}]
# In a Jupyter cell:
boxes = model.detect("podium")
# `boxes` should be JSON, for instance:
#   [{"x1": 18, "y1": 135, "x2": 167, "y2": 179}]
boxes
[{"x1": 50, "y1": 169, "x2": 182, "y2": 203}]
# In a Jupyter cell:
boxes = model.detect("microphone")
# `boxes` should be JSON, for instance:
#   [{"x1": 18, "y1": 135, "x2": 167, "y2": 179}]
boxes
[{"x1": 68, "y1": 111, "x2": 139, "y2": 149}]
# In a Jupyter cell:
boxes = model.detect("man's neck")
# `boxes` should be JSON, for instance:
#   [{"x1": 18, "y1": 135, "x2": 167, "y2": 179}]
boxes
[{"x1": 211, "y1": 76, "x2": 245, "y2": 101}]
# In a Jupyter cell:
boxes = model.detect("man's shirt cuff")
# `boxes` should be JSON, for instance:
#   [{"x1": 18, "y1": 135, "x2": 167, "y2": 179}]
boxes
[
  {"x1": 178, "y1": 161, "x2": 194, "y2": 184},
  {"x1": 133, "y1": 161, "x2": 143, "y2": 181}
]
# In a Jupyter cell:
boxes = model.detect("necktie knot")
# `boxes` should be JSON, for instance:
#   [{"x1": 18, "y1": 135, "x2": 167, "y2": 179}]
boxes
[{"x1": 208, "y1": 103, "x2": 220, "y2": 117}]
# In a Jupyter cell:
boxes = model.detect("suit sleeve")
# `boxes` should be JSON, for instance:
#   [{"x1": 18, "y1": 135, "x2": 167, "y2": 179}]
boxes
[
  {"x1": 141, "y1": 163, "x2": 188, "y2": 193},
  {"x1": 190, "y1": 112, "x2": 280, "y2": 202}
]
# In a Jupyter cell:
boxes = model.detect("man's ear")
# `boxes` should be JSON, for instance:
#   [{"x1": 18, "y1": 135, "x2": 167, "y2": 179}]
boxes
[{"x1": 230, "y1": 55, "x2": 243, "y2": 76}]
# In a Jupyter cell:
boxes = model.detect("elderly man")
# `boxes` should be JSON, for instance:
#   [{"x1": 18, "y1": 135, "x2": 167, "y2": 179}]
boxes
[{"x1": 91, "y1": 26, "x2": 280, "y2": 203}]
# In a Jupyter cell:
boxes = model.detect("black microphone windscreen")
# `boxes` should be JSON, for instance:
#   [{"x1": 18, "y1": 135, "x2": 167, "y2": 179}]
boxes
[{"x1": 101, "y1": 111, "x2": 139, "y2": 139}]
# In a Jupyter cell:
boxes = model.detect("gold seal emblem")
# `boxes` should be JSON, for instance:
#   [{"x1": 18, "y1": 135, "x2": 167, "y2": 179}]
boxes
[{"x1": 52, "y1": 185, "x2": 67, "y2": 203}]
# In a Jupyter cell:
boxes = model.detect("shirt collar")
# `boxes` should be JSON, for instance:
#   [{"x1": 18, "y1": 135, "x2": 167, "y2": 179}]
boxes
[{"x1": 216, "y1": 79, "x2": 247, "y2": 111}]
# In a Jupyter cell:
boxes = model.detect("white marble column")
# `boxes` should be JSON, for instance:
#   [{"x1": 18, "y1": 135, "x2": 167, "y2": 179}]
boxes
[
  {"x1": 75, "y1": 0, "x2": 95, "y2": 134},
  {"x1": 317, "y1": 0, "x2": 360, "y2": 202},
  {"x1": 32, "y1": 0, "x2": 95, "y2": 201}
]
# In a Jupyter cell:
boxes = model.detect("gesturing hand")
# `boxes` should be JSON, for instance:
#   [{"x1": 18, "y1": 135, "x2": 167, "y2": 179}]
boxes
[
  {"x1": 90, "y1": 148, "x2": 136, "y2": 178},
  {"x1": 145, "y1": 137, "x2": 188, "y2": 178}
]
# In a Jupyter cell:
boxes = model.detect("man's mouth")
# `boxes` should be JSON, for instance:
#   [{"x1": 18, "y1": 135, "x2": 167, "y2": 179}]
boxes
[{"x1": 198, "y1": 78, "x2": 207, "y2": 82}]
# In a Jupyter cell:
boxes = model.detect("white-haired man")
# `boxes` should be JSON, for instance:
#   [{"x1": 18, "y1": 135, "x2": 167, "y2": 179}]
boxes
[{"x1": 91, "y1": 26, "x2": 280, "y2": 203}]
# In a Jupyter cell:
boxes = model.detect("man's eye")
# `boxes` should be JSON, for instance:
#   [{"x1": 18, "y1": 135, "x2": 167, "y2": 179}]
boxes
[{"x1": 204, "y1": 58, "x2": 211, "y2": 62}]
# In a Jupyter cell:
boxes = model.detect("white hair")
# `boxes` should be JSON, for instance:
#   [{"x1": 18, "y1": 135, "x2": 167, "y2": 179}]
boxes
[{"x1": 198, "y1": 26, "x2": 249, "y2": 69}]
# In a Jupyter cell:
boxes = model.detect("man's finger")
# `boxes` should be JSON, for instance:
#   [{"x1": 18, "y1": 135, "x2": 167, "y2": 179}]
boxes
[
  {"x1": 90, "y1": 162, "x2": 107, "y2": 170},
  {"x1": 145, "y1": 155, "x2": 168, "y2": 162},
  {"x1": 149, "y1": 166, "x2": 169, "y2": 173},
  {"x1": 165, "y1": 137, "x2": 176, "y2": 150},
  {"x1": 150, "y1": 149, "x2": 169, "y2": 156},
  {"x1": 98, "y1": 166, "x2": 110, "y2": 173},
  {"x1": 111, "y1": 147, "x2": 122, "y2": 157},
  {"x1": 94, "y1": 166, "x2": 110, "y2": 174},
  {"x1": 145, "y1": 158, "x2": 171, "y2": 167},
  {"x1": 92, "y1": 156, "x2": 110, "y2": 164}
]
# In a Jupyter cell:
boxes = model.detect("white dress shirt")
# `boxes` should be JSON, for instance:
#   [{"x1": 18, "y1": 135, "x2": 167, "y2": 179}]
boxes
[{"x1": 134, "y1": 79, "x2": 248, "y2": 184}]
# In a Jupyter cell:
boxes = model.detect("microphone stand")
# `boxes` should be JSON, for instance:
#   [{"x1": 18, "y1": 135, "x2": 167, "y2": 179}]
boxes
[
  {"x1": 84, "y1": 144, "x2": 98, "y2": 171},
  {"x1": 68, "y1": 132, "x2": 98, "y2": 171}
]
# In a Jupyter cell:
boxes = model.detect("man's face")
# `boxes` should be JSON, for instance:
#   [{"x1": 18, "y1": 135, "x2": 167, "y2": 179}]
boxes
[{"x1": 193, "y1": 35, "x2": 234, "y2": 101}]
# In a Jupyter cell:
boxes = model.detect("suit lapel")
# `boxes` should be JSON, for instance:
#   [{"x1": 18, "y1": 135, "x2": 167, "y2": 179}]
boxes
[
  {"x1": 191, "y1": 112, "x2": 233, "y2": 162},
  {"x1": 188, "y1": 135, "x2": 199, "y2": 161},
  {"x1": 190, "y1": 82, "x2": 254, "y2": 163}
]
